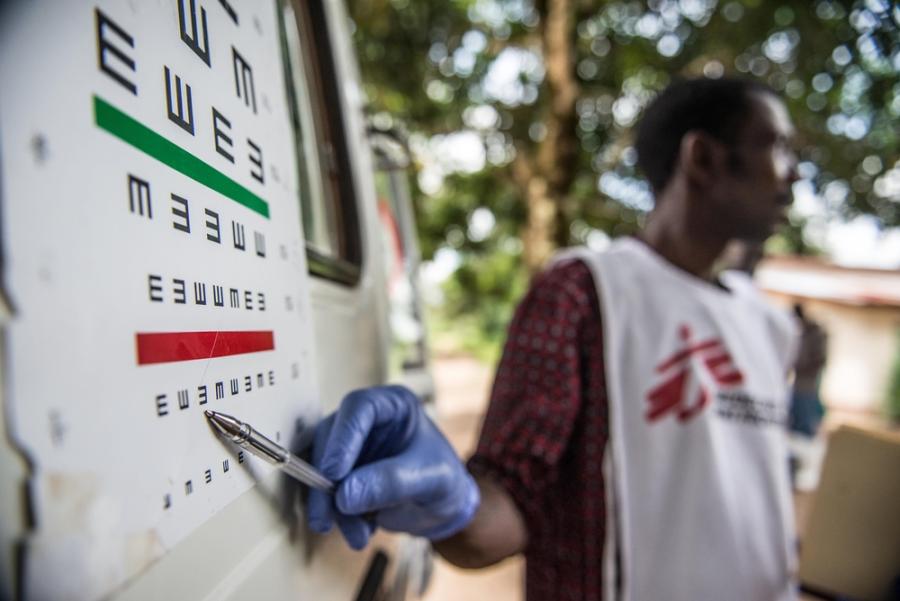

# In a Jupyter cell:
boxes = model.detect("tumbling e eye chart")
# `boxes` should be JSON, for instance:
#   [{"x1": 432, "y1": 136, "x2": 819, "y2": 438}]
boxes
[{"x1": 0, "y1": 1, "x2": 320, "y2": 598}]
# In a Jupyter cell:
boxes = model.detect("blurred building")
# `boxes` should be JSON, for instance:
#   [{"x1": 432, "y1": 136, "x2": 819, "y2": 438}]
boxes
[{"x1": 755, "y1": 256, "x2": 900, "y2": 415}]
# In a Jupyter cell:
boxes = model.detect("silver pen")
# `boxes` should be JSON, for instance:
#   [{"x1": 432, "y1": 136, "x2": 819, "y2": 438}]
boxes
[{"x1": 205, "y1": 409, "x2": 334, "y2": 493}]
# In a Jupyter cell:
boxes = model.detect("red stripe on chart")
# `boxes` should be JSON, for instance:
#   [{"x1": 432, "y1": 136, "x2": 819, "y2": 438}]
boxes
[{"x1": 136, "y1": 330, "x2": 275, "y2": 365}]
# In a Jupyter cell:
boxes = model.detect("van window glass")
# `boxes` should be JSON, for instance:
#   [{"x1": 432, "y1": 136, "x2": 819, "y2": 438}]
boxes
[{"x1": 280, "y1": 0, "x2": 361, "y2": 284}]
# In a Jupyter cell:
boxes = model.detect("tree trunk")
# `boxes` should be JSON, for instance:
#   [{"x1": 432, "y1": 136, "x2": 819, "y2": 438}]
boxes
[
  {"x1": 513, "y1": 156, "x2": 557, "y2": 272},
  {"x1": 518, "y1": 0, "x2": 580, "y2": 273}
]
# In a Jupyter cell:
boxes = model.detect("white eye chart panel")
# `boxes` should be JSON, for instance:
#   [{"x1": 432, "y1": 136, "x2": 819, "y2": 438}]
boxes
[{"x1": 0, "y1": 1, "x2": 320, "y2": 599}]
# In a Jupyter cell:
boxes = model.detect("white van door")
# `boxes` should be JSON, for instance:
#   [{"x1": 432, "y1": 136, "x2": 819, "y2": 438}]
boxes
[{"x1": 0, "y1": 1, "x2": 427, "y2": 599}]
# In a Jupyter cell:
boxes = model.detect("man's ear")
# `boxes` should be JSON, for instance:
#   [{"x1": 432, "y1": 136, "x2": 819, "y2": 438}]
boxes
[{"x1": 678, "y1": 131, "x2": 728, "y2": 190}]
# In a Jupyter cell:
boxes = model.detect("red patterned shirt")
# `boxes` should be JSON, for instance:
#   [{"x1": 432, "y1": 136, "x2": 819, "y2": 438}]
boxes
[{"x1": 468, "y1": 259, "x2": 609, "y2": 601}]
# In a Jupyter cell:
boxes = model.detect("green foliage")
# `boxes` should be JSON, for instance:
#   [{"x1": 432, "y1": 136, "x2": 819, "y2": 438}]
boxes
[
  {"x1": 416, "y1": 169, "x2": 529, "y2": 355},
  {"x1": 349, "y1": 0, "x2": 900, "y2": 352},
  {"x1": 887, "y1": 329, "x2": 900, "y2": 422}
]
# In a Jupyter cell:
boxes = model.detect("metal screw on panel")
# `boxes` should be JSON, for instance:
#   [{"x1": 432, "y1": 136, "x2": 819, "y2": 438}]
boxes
[{"x1": 31, "y1": 134, "x2": 48, "y2": 164}]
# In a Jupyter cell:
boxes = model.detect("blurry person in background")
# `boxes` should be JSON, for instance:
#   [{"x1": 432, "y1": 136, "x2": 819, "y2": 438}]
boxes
[
  {"x1": 789, "y1": 303, "x2": 828, "y2": 490},
  {"x1": 790, "y1": 303, "x2": 827, "y2": 440},
  {"x1": 307, "y1": 77, "x2": 802, "y2": 601}
]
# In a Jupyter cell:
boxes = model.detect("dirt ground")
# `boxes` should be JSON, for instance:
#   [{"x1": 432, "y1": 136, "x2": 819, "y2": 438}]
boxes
[{"x1": 421, "y1": 352, "x2": 872, "y2": 601}]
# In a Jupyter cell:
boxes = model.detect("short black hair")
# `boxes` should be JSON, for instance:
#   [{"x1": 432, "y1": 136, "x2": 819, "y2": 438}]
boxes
[{"x1": 635, "y1": 77, "x2": 776, "y2": 193}]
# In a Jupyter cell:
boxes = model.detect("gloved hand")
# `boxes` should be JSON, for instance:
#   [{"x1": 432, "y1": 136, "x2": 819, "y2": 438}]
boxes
[{"x1": 307, "y1": 385, "x2": 480, "y2": 550}]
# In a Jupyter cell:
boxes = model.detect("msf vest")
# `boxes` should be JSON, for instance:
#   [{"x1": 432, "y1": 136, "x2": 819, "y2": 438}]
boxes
[{"x1": 562, "y1": 238, "x2": 798, "y2": 601}]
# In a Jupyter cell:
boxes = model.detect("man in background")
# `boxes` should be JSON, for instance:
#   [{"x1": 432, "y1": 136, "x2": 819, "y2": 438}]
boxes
[
  {"x1": 789, "y1": 303, "x2": 828, "y2": 490},
  {"x1": 790, "y1": 304, "x2": 827, "y2": 439},
  {"x1": 308, "y1": 77, "x2": 802, "y2": 601}
]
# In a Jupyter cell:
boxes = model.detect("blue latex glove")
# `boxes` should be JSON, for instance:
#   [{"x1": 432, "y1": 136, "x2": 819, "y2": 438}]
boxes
[{"x1": 307, "y1": 385, "x2": 480, "y2": 550}]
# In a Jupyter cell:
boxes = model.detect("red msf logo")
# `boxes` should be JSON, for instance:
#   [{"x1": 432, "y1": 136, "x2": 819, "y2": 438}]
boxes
[{"x1": 646, "y1": 325, "x2": 744, "y2": 423}]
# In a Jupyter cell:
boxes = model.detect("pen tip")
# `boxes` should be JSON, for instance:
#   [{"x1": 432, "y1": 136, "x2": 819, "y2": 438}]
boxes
[{"x1": 204, "y1": 410, "x2": 243, "y2": 438}]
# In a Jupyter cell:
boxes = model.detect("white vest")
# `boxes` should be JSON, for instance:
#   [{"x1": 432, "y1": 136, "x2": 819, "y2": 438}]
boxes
[{"x1": 561, "y1": 238, "x2": 798, "y2": 601}]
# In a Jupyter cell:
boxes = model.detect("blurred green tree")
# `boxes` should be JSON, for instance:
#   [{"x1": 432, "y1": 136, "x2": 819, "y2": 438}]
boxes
[
  {"x1": 349, "y1": 0, "x2": 899, "y2": 352},
  {"x1": 888, "y1": 329, "x2": 900, "y2": 422}
]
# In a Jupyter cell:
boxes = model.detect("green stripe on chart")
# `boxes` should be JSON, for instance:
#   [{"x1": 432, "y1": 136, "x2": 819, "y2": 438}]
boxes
[{"x1": 93, "y1": 95, "x2": 269, "y2": 219}]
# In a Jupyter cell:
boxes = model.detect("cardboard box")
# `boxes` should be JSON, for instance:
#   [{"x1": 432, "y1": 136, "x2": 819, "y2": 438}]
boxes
[{"x1": 799, "y1": 425, "x2": 900, "y2": 600}]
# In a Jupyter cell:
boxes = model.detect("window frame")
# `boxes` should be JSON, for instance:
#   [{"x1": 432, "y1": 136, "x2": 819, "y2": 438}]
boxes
[{"x1": 280, "y1": 0, "x2": 362, "y2": 286}]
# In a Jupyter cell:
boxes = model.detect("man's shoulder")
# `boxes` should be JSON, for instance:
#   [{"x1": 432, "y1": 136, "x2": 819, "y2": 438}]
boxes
[
  {"x1": 543, "y1": 256, "x2": 594, "y2": 282},
  {"x1": 533, "y1": 257, "x2": 598, "y2": 307}
]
